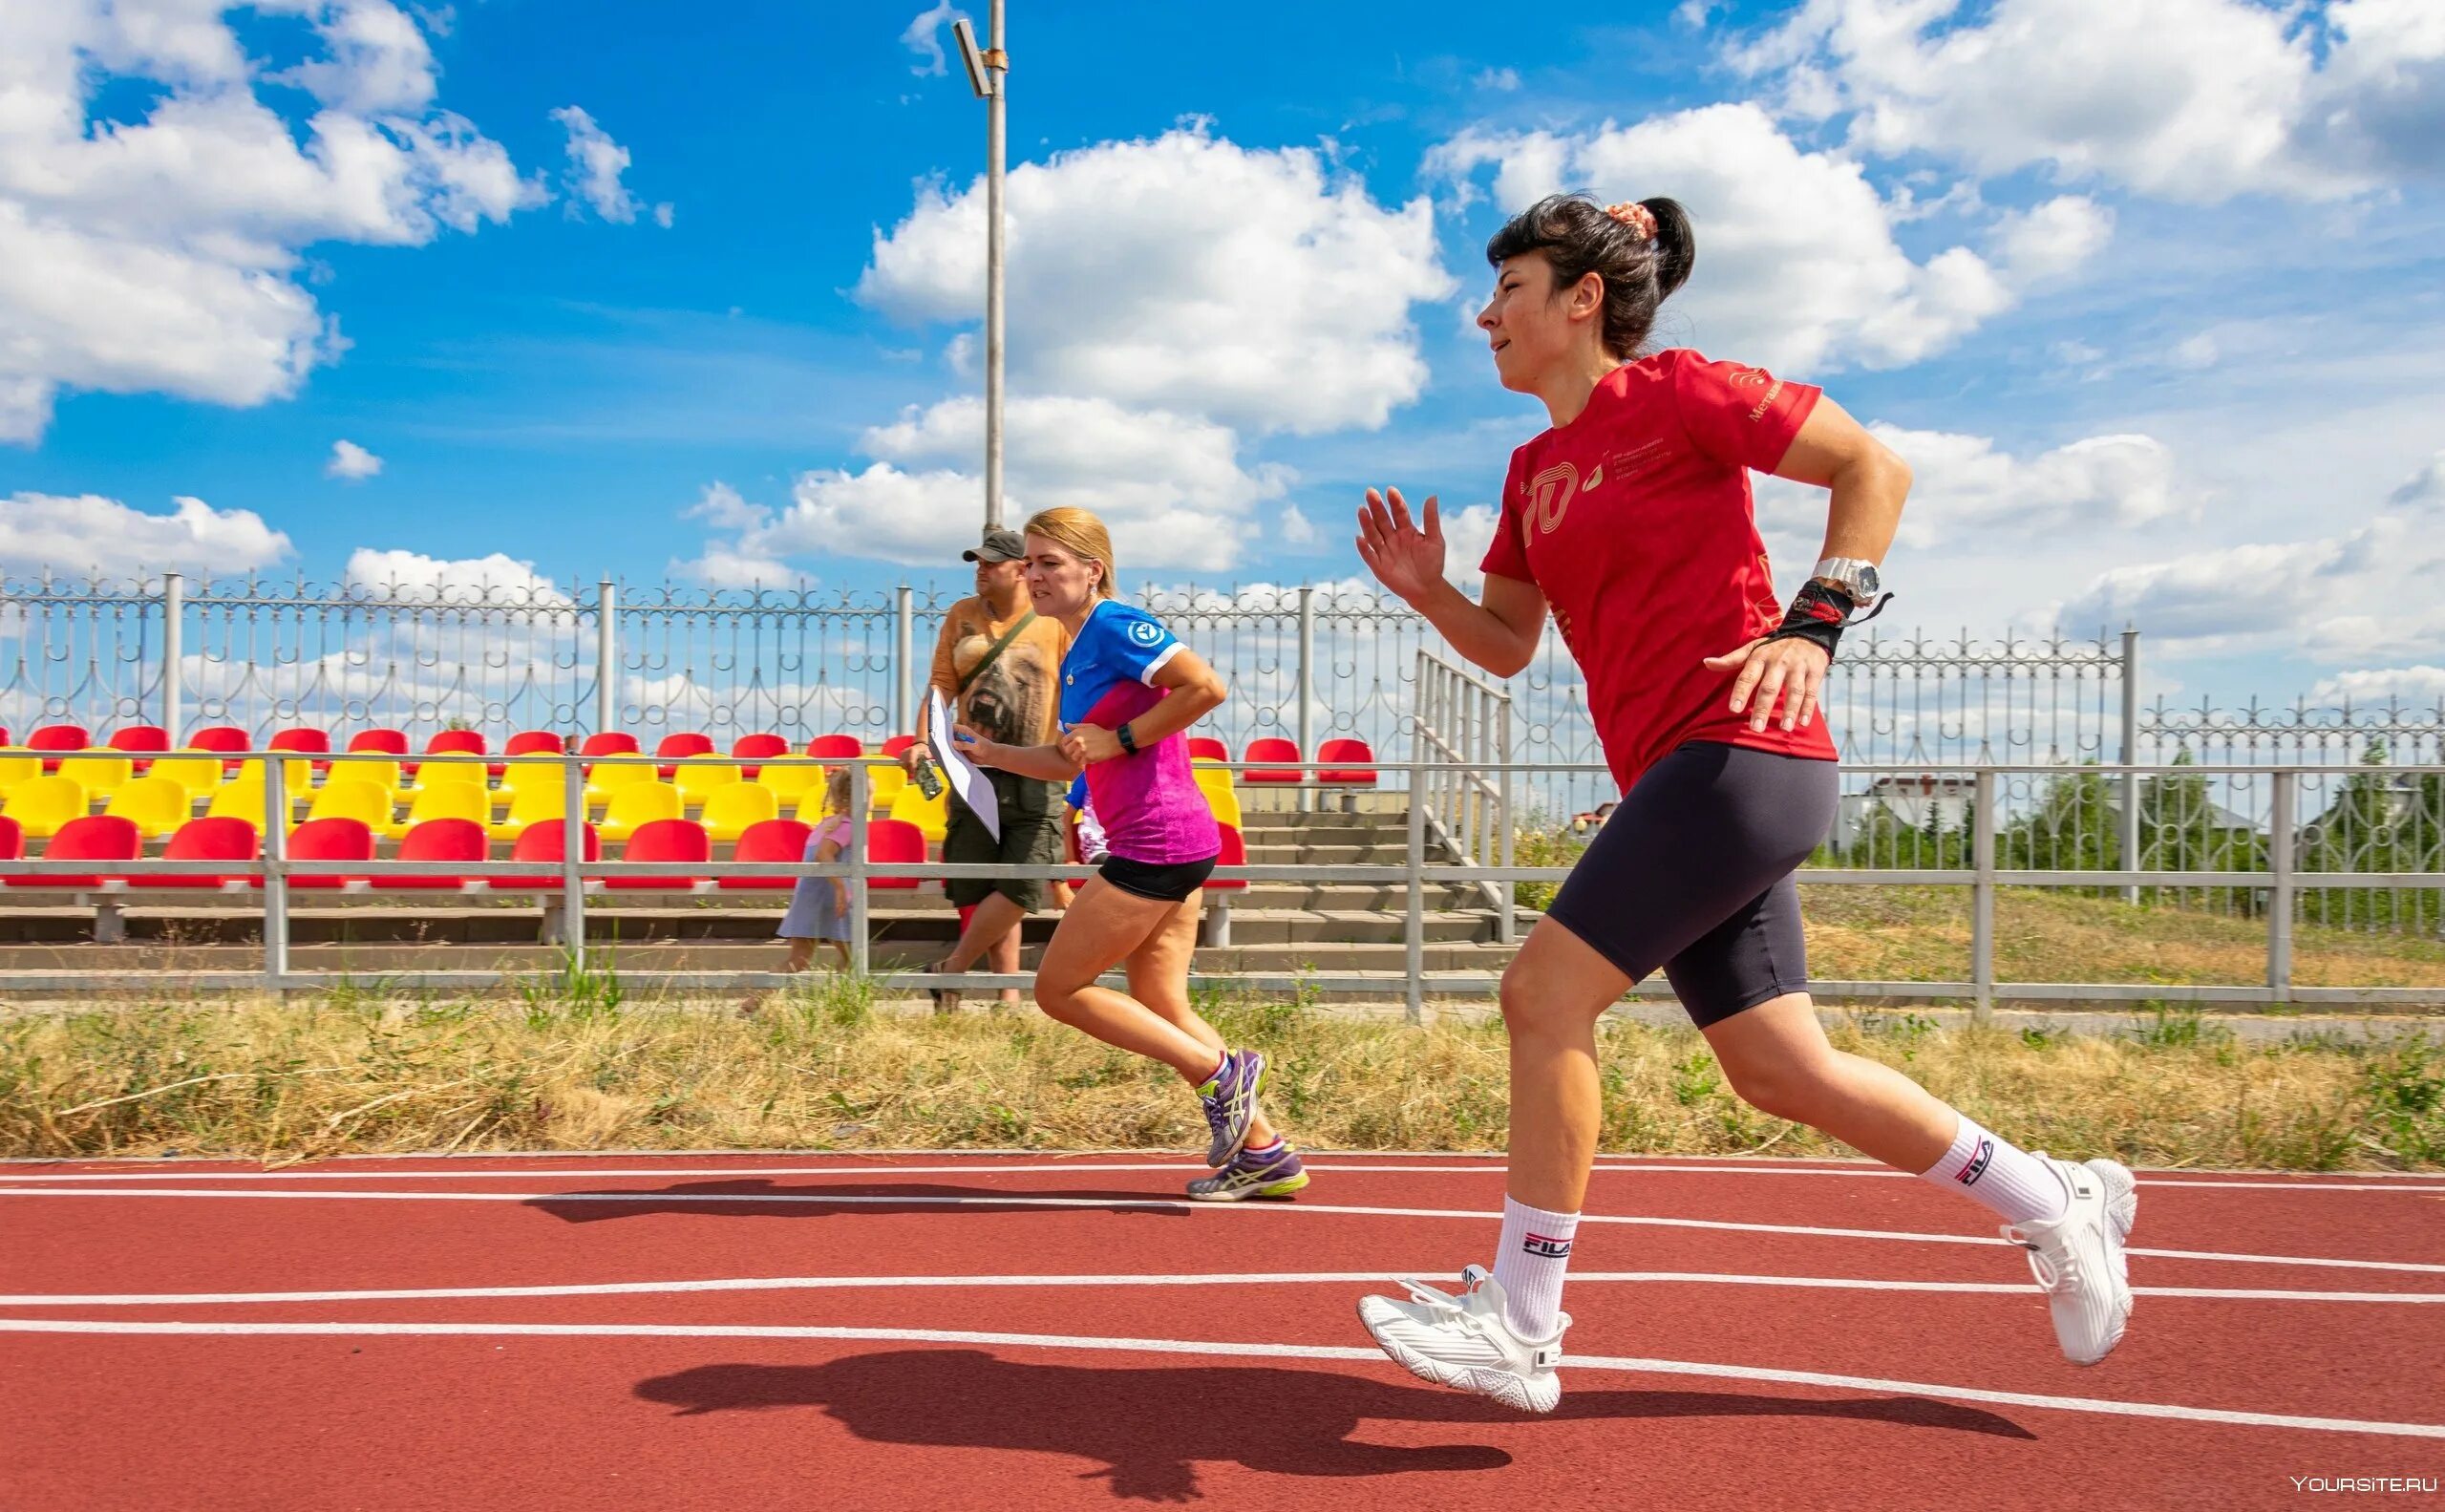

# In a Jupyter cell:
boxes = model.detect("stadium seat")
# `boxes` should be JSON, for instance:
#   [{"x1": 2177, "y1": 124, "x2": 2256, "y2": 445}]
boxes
[
  {"x1": 864, "y1": 818, "x2": 925, "y2": 891},
  {"x1": 672, "y1": 759, "x2": 745, "y2": 807},
  {"x1": 56, "y1": 754, "x2": 134, "y2": 800},
  {"x1": 11, "y1": 814, "x2": 140, "y2": 888},
  {"x1": 721, "y1": 817, "x2": 812, "y2": 891},
  {"x1": 579, "y1": 731, "x2": 641, "y2": 759},
  {"x1": 584, "y1": 756, "x2": 656, "y2": 808},
  {"x1": 886, "y1": 781, "x2": 949, "y2": 845},
  {"x1": 267, "y1": 728, "x2": 332, "y2": 772},
  {"x1": 277, "y1": 817, "x2": 374, "y2": 890},
  {"x1": 1188, "y1": 736, "x2": 1231, "y2": 763},
  {"x1": 147, "y1": 755, "x2": 225, "y2": 800},
  {"x1": 0, "y1": 751, "x2": 43, "y2": 795},
  {"x1": 232, "y1": 755, "x2": 316, "y2": 799},
  {"x1": 880, "y1": 735, "x2": 920, "y2": 761},
  {"x1": 149, "y1": 817, "x2": 258, "y2": 889},
  {"x1": 2, "y1": 776, "x2": 88, "y2": 840},
  {"x1": 1191, "y1": 762, "x2": 1244, "y2": 830},
  {"x1": 0, "y1": 815, "x2": 19, "y2": 862},
  {"x1": 1199, "y1": 824, "x2": 1250, "y2": 947},
  {"x1": 381, "y1": 818, "x2": 487, "y2": 890},
  {"x1": 300, "y1": 778, "x2": 392, "y2": 831},
  {"x1": 755, "y1": 756, "x2": 824, "y2": 808},
  {"x1": 335, "y1": 757, "x2": 405, "y2": 800},
  {"x1": 108, "y1": 726, "x2": 170, "y2": 772},
  {"x1": 597, "y1": 779, "x2": 681, "y2": 842},
  {"x1": 806, "y1": 734, "x2": 864, "y2": 762},
  {"x1": 205, "y1": 779, "x2": 269, "y2": 824},
  {"x1": 347, "y1": 728, "x2": 410, "y2": 756},
  {"x1": 604, "y1": 818, "x2": 710, "y2": 890},
  {"x1": 415, "y1": 729, "x2": 490, "y2": 782},
  {"x1": 732, "y1": 733, "x2": 790, "y2": 780},
  {"x1": 28, "y1": 724, "x2": 91, "y2": 771},
  {"x1": 102, "y1": 776, "x2": 193, "y2": 840},
  {"x1": 490, "y1": 755, "x2": 564, "y2": 815},
  {"x1": 864, "y1": 762, "x2": 907, "y2": 816},
  {"x1": 487, "y1": 780, "x2": 568, "y2": 842},
  {"x1": 383, "y1": 779, "x2": 489, "y2": 841},
  {"x1": 487, "y1": 819, "x2": 601, "y2": 890},
  {"x1": 505, "y1": 730, "x2": 567, "y2": 759},
  {"x1": 1243, "y1": 735, "x2": 1305, "y2": 783},
  {"x1": 183, "y1": 726, "x2": 250, "y2": 774},
  {"x1": 1207, "y1": 824, "x2": 1248, "y2": 893},
  {"x1": 1316, "y1": 737, "x2": 1379, "y2": 787},
  {"x1": 654, "y1": 731, "x2": 713, "y2": 777},
  {"x1": 698, "y1": 780, "x2": 778, "y2": 843}
]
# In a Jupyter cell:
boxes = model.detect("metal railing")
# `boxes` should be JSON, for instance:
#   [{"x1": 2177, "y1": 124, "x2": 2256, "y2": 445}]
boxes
[
  {"x1": 5, "y1": 751, "x2": 2441, "y2": 1021},
  {"x1": 1414, "y1": 650, "x2": 1515, "y2": 942}
]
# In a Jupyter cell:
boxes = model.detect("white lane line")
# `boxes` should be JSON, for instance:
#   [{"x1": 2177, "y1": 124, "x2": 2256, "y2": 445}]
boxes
[
  {"x1": 0, "y1": 1317, "x2": 2434, "y2": 1439},
  {"x1": 4, "y1": 1161, "x2": 2434, "y2": 1193},
  {"x1": 5, "y1": 1271, "x2": 2436, "y2": 1308},
  {"x1": 5, "y1": 1185, "x2": 2439, "y2": 1274}
]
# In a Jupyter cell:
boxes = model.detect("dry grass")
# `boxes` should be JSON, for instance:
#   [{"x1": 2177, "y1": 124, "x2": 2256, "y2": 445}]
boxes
[{"x1": 2, "y1": 979, "x2": 2435, "y2": 1169}]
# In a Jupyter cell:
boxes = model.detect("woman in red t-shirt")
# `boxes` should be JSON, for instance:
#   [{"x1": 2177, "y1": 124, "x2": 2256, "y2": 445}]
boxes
[{"x1": 1351, "y1": 195, "x2": 2137, "y2": 1413}]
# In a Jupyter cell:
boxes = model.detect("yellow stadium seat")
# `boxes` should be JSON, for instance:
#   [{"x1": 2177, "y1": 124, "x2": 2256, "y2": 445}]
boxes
[
  {"x1": 2, "y1": 776, "x2": 88, "y2": 839},
  {"x1": 597, "y1": 780, "x2": 681, "y2": 842},
  {"x1": 147, "y1": 755, "x2": 225, "y2": 799},
  {"x1": 55, "y1": 754, "x2": 134, "y2": 799},
  {"x1": 0, "y1": 751, "x2": 43, "y2": 794},
  {"x1": 865, "y1": 763, "x2": 908, "y2": 816},
  {"x1": 583, "y1": 758, "x2": 655, "y2": 810},
  {"x1": 487, "y1": 780, "x2": 568, "y2": 842},
  {"x1": 672, "y1": 759, "x2": 745, "y2": 807},
  {"x1": 411, "y1": 755, "x2": 490, "y2": 793},
  {"x1": 754, "y1": 756, "x2": 824, "y2": 809},
  {"x1": 300, "y1": 778, "x2": 392, "y2": 830},
  {"x1": 1192, "y1": 760, "x2": 1244, "y2": 830},
  {"x1": 103, "y1": 775, "x2": 193, "y2": 840},
  {"x1": 491, "y1": 756, "x2": 566, "y2": 813},
  {"x1": 887, "y1": 781, "x2": 949, "y2": 846},
  {"x1": 206, "y1": 779, "x2": 271, "y2": 823},
  {"x1": 334, "y1": 757, "x2": 405, "y2": 800},
  {"x1": 384, "y1": 779, "x2": 490, "y2": 841},
  {"x1": 698, "y1": 780, "x2": 778, "y2": 843},
  {"x1": 232, "y1": 756, "x2": 316, "y2": 797}
]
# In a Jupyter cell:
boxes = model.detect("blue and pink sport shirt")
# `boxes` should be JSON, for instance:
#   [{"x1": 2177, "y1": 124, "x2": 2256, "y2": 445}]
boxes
[{"x1": 1058, "y1": 599, "x2": 1222, "y2": 866}]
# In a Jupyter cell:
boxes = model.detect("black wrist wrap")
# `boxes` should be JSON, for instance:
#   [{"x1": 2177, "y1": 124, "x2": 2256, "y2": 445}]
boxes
[{"x1": 1761, "y1": 579, "x2": 1893, "y2": 661}]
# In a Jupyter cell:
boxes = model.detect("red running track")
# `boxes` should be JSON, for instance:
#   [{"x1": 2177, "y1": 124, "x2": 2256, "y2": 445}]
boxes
[{"x1": 2, "y1": 1151, "x2": 2440, "y2": 1510}]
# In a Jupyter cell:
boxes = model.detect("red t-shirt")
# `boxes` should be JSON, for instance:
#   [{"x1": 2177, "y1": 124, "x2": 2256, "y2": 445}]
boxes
[{"x1": 1480, "y1": 348, "x2": 1840, "y2": 794}]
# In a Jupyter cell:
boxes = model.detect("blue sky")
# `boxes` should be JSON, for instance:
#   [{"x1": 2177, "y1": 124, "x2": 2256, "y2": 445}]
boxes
[{"x1": 5, "y1": 0, "x2": 2444, "y2": 712}]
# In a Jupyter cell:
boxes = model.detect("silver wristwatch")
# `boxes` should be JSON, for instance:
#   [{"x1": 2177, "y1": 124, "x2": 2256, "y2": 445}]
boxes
[{"x1": 1810, "y1": 556, "x2": 1882, "y2": 606}]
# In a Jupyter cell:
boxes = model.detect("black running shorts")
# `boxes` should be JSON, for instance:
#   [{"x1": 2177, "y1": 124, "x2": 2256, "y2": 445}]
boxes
[
  {"x1": 1099, "y1": 852, "x2": 1218, "y2": 904},
  {"x1": 1541, "y1": 741, "x2": 1839, "y2": 1028}
]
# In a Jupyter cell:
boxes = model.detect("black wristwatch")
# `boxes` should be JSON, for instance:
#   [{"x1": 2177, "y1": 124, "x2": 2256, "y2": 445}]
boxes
[{"x1": 1116, "y1": 722, "x2": 1138, "y2": 756}]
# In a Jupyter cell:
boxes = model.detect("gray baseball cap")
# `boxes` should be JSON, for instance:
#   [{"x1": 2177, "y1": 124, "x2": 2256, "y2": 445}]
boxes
[{"x1": 962, "y1": 527, "x2": 1027, "y2": 563}]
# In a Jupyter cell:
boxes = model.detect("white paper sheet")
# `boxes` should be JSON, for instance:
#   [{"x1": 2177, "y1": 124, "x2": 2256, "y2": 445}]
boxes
[{"x1": 925, "y1": 687, "x2": 1000, "y2": 841}]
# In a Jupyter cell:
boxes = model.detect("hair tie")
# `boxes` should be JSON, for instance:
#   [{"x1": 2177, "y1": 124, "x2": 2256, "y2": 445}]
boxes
[{"x1": 1604, "y1": 201, "x2": 1657, "y2": 242}]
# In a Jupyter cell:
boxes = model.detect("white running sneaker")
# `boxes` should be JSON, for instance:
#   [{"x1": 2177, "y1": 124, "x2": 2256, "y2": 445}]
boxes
[
  {"x1": 1355, "y1": 1266, "x2": 1567, "y2": 1414},
  {"x1": 2002, "y1": 1155, "x2": 2137, "y2": 1366}
]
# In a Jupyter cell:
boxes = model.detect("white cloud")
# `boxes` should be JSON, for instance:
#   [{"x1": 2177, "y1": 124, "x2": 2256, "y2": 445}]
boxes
[
  {"x1": 342, "y1": 546, "x2": 573, "y2": 607},
  {"x1": 1729, "y1": 0, "x2": 2445, "y2": 202},
  {"x1": 0, "y1": 492, "x2": 293, "y2": 577},
  {"x1": 860, "y1": 125, "x2": 1454, "y2": 435},
  {"x1": 2170, "y1": 333, "x2": 2221, "y2": 370},
  {"x1": 0, "y1": 1, "x2": 554, "y2": 441},
  {"x1": 1988, "y1": 196, "x2": 2114, "y2": 283},
  {"x1": 900, "y1": 2, "x2": 966, "y2": 77},
  {"x1": 1279, "y1": 504, "x2": 1318, "y2": 546},
  {"x1": 550, "y1": 105, "x2": 648, "y2": 225},
  {"x1": 2060, "y1": 452, "x2": 2445, "y2": 656},
  {"x1": 1474, "y1": 68, "x2": 1520, "y2": 91},
  {"x1": 2308, "y1": 666, "x2": 2445, "y2": 707},
  {"x1": 326, "y1": 438, "x2": 383, "y2": 479},
  {"x1": 1758, "y1": 426, "x2": 2187, "y2": 547},
  {"x1": 679, "y1": 395, "x2": 1291, "y2": 581},
  {"x1": 1427, "y1": 104, "x2": 2089, "y2": 373},
  {"x1": 1442, "y1": 501, "x2": 1502, "y2": 592}
]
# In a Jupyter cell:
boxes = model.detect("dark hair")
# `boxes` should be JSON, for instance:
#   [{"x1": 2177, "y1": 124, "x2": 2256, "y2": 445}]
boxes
[{"x1": 1485, "y1": 194, "x2": 1695, "y2": 359}]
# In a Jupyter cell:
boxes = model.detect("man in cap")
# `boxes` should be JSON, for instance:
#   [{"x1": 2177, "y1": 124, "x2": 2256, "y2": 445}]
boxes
[{"x1": 911, "y1": 526, "x2": 1073, "y2": 1008}]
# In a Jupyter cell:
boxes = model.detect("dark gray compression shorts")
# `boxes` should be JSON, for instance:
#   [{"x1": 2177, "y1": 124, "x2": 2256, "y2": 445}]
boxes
[{"x1": 1541, "y1": 740, "x2": 1839, "y2": 1029}]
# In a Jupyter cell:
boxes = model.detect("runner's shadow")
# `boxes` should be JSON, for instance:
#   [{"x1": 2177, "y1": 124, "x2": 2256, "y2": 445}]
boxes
[
  {"x1": 522, "y1": 1179, "x2": 1193, "y2": 1225},
  {"x1": 636, "y1": 1350, "x2": 2032, "y2": 1502}
]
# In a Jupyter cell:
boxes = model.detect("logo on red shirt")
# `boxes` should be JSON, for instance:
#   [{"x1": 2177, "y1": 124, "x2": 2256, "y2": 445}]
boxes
[
  {"x1": 1527, "y1": 461, "x2": 1579, "y2": 535},
  {"x1": 1730, "y1": 367, "x2": 1785, "y2": 421}
]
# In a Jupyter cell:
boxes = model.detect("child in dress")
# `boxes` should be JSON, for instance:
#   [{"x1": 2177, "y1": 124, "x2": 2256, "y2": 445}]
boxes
[{"x1": 778, "y1": 767, "x2": 857, "y2": 972}]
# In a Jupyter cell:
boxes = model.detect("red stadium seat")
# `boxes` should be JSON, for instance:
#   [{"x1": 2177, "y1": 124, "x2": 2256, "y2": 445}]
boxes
[
  {"x1": 183, "y1": 724, "x2": 251, "y2": 776},
  {"x1": 1187, "y1": 736, "x2": 1231, "y2": 763},
  {"x1": 864, "y1": 818, "x2": 925, "y2": 891},
  {"x1": 721, "y1": 817, "x2": 812, "y2": 891},
  {"x1": 108, "y1": 725, "x2": 170, "y2": 755},
  {"x1": 505, "y1": 730, "x2": 566, "y2": 758},
  {"x1": 150, "y1": 818, "x2": 259, "y2": 889},
  {"x1": 487, "y1": 820, "x2": 601, "y2": 890},
  {"x1": 277, "y1": 817, "x2": 375, "y2": 890},
  {"x1": 268, "y1": 727, "x2": 331, "y2": 756},
  {"x1": 414, "y1": 728, "x2": 489, "y2": 783},
  {"x1": 1315, "y1": 738, "x2": 1379, "y2": 787},
  {"x1": 28, "y1": 723, "x2": 89, "y2": 774},
  {"x1": 880, "y1": 735, "x2": 919, "y2": 760},
  {"x1": 1243, "y1": 736, "x2": 1305, "y2": 783},
  {"x1": 347, "y1": 728, "x2": 411, "y2": 756},
  {"x1": 0, "y1": 815, "x2": 19, "y2": 861},
  {"x1": 604, "y1": 818, "x2": 709, "y2": 890},
  {"x1": 654, "y1": 731, "x2": 713, "y2": 778},
  {"x1": 733, "y1": 732, "x2": 789, "y2": 780},
  {"x1": 805, "y1": 734, "x2": 863, "y2": 761},
  {"x1": 1206, "y1": 824, "x2": 1248, "y2": 892},
  {"x1": 11, "y1": 814, "x2": 140, "y2": 888},
  {"x1": 382, "y1": 818, "x2": 486, "y2": 890},
  {"x1": 579, "y1": 731, "x2": 641, "y2": 758}
]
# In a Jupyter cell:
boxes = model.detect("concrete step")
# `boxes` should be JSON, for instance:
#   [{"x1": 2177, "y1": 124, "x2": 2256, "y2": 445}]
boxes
[
  {"x1": 1239, "y1": 809, "x2": 1408, "y2": 833},
  {"x1": 1242, "y1": 841, "x2": 1414, "y2": 864}
]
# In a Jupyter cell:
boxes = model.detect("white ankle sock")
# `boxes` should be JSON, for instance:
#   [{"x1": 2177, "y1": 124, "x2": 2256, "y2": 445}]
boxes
[
  {"x1": 1921, "y1": 1114, "x2": 2069, "y2": 1225},
  {"x1": 1490, "y1": 1196, "x2": 1578, "y2": 1340}
]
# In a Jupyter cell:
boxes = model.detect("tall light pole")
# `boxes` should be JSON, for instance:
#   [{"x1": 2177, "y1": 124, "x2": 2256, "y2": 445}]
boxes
[{"x1": 953, "y1": 6, "x2": 1009, "y2": 531}]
